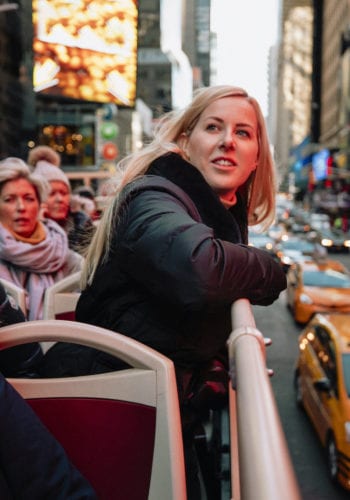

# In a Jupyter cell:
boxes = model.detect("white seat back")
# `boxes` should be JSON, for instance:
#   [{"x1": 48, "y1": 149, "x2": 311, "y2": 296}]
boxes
[
  {"x1": 0, "y1": 278, "x2": 27, "y2": 317},
  {"x1": 0, "y1": 320, "x2": 186, "y2": 500},
  {"x1": 43, "y1": 271, "x2": 81, "y2": 320}
]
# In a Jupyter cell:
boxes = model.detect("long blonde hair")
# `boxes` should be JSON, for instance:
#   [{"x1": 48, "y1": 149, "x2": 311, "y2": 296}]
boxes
[{"x1": 82, "y1": 85, "x2": 277, "y2": 287}]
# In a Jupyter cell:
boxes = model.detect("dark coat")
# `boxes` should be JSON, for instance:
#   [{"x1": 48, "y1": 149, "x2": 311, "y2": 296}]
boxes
[
  {"x1": 73, "y1": 153, "x2": 286, "y2": 370},
  {"x1": 0, "y1": 372, "x2": 97, "y2": 499},
  {"x1": 0, "y1": 282, "x2": 42, "y2": 377},
  {"x1": 65, "y1": 210, "x2": 95, "y2": 255}
]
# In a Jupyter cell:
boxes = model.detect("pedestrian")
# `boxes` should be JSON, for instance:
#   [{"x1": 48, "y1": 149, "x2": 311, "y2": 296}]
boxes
[
  {"x1": 28, "y1": 145, "x2": 95, "y2": 254},
  {"x1": 43, "y1": 85, "x2": 287, "y2": 498},
  {"x1": 72, "y1": 185, "x2": 100, "y2": 221},
  {"x1": 0, "y1": 157, "x2": 82, "y2": 320}
]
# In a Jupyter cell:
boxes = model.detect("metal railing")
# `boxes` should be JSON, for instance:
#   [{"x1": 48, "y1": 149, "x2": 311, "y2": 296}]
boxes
[{"x1": 227, "y1": 299, "x2": 301, "y2": 500}]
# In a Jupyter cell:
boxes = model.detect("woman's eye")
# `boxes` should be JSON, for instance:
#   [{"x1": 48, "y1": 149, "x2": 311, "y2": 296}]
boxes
[
  {"x1": 236, "y1": 129, "x2": 250, "y2": 137},
  {"x1": 206, "y1": 124, "x2": 219, "y2": 131}
]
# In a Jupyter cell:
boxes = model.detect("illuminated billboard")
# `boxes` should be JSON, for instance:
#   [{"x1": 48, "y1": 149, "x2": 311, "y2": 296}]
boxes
[
  {"x1": 32, "y1": 0, "x2": 138, "y2": 106},
  {"x1": 312, "y1": 149, "x2": 330, "y2": 181}
]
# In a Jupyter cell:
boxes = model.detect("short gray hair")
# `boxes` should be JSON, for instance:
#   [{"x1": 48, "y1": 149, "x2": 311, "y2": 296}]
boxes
[{"x1": 0, "y1": 157, "x2": 50, "y2": 202}]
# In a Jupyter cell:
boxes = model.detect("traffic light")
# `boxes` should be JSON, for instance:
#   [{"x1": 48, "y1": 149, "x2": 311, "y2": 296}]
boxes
[
  {"x1": 95, "y1": 106, "x2": 119, "y2": 167},
  {"x1": 100, "y1": 121, "x2": 119, "y2": 160}
]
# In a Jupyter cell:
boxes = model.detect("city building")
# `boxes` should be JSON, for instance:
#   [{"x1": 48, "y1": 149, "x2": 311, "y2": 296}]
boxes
[
  {"x1": 273, "y1": 0, "x2": 314, "y2": 195},
  {"x1": 0, "y1": 0, "x2": 211, "y2": 183},
  {"x1": 137, "y1": 0, "x2": 192, "y2": 119},
  {"x1": 182, "y1": 0, "x2": 211, "y2": 90},
  {"x1": 274, "y1": 0, "x2": 350, "y2": 222}
]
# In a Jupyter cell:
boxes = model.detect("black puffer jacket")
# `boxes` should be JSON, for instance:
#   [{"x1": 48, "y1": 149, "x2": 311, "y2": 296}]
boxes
[{"x1": 73, "y1": 153, "x2": 286, "y2": 370}]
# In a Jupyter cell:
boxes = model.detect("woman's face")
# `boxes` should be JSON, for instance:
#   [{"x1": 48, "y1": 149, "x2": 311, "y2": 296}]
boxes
[
  {"x1": 0, "y1": 178, "x2": 40, "y2": 237},
  {"x1": 180, "y1": 96, "x2": 259, "y2": 201},
  {"x1": 45, "y1": 181, "x2": 70, "y2": 222}
]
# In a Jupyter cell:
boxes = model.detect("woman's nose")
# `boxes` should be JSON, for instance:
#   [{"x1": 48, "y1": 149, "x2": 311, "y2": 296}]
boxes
[
  {"x1": 16, "y1": 198, "x2": 25, "y2": 210},
  {"x1": 220, "y1": 131, "x2": 235, "y2": 149}
]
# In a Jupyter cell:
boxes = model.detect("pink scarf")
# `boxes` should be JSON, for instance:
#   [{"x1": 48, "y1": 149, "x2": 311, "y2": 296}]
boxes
[{"x1": 0, "y1": 219, "x2": 82, "y2": 320}]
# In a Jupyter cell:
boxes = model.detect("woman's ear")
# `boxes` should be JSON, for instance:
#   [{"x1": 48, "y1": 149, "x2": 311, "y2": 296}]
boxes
[{"x1": 178, "y1": 133, "x2": 189, "y2": 158}]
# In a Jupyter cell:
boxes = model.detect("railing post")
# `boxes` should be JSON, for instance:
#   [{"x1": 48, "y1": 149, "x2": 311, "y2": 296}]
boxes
[{"x1": 227, "y1": 299, "x2": 301, "y2": 500}]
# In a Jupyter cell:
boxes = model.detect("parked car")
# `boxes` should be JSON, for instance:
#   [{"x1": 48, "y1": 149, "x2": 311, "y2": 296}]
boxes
[
  {"x1": 310, "y1": 213, "x2": 332, "y2": 232},
  {"x1": 294, "y1": 313, "x2": 350, "y2": 491},
  {"x1": 286, "y1": 258, "x2": 350, "y2": 324},
  {"x1": 309, "y1": 227, "x2": 350, "y2": 253},
  {"x1": 275, "y1": 236, "x2": 318, "y2": 271}
]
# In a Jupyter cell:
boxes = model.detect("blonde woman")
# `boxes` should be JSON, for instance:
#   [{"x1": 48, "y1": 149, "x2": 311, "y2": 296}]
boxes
[
  {"x1": 0, "y1": 157, "x2": 82, "y2": 320},
  {"x1": 47, "y1": 86, "x2": 286, "y2": 498}
]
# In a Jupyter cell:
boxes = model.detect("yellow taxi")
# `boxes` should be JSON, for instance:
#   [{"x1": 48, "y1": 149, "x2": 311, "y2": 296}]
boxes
[
  {"x1": 286, "y1": 258, "x2": 350, "y2": 324},
  {"x1": 294, "y1": 313, "x2": 350, "y2": 490}
]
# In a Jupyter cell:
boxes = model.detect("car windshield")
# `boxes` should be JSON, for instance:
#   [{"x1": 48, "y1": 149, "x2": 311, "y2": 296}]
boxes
[
  {"x1": 343, "y1": 354, "x2": 350, "y2": 397},
  {"x1": 302, "y1": 269, "x2": 350, "y2": 288}
]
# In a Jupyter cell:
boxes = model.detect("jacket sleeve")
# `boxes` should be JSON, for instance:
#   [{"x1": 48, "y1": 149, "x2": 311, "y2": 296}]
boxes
[{"x1": 116, "y1": 189, "x2": 286, "y2": 309}]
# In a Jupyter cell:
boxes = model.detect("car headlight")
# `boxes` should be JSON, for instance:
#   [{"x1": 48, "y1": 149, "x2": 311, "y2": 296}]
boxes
[
  {"x1": 299, "y1": 293, "x2": 313, "y2": 304},
  {"x1": 345, "y1": 422, "x2": 350, "y2": 443},
  {"x1": 344, "y1": 240, "x2": 350, "y2": 248},
  {"x1": 321, "y1": 238, "x2": 333, "y2": 247}
]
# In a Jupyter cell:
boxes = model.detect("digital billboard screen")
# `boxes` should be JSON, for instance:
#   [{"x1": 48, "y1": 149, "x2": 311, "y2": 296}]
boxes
[
  {"x1": 32, "y1": 0, "x2": 138, "y2": 106},
  {"x1": 312, "y1": 149, "x2": 330, "y2": 181}
]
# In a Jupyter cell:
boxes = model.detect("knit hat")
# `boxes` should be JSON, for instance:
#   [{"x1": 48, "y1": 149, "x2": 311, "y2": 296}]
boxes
[
  {"x1": 34, "y1": 160, "x2": 71, "y2": 190},
  {"x1": 27, "y1": 145, "x2": 61, "y2": 168}
]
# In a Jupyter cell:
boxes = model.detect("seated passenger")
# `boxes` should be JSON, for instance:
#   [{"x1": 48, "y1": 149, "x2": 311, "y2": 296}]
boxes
[
  {"x1": 28, "y1": 145, "x2": 95, "y2": 254},
  {"x1": 0, "y1": 280, "x2": 42, "y2": 378},
  {"x1": 0, "y1": 371, "x2": 97, "y2": 499},
  {"x1": 0, "y1": 157, "x2": 82, "y2": 320}
]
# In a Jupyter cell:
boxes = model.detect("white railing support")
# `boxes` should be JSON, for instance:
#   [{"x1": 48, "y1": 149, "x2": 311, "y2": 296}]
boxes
[{"x1": 227, "y1": 299, "x2": 301, "y2": 500}]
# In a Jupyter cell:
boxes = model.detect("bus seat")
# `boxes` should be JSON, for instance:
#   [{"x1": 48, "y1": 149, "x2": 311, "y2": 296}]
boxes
[{"x1": 0, "y1": 320, "x2": 186, "y2": 500}]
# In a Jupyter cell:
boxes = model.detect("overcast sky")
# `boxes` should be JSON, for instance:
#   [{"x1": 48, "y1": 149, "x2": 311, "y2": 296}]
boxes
[{"x1": 211, "y1": 0, "x2": 279, "y2": 115}]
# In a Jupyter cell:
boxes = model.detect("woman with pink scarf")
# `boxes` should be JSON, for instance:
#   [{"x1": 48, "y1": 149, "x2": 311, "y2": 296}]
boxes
[{"x1": 0, "y1": 157, "x2": 82, "y2": 320}]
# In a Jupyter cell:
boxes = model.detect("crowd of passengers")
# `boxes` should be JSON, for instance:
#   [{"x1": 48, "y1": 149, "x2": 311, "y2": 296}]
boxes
[{"x1": 0, "y1": 149, "x2": 97, "y2": 321}]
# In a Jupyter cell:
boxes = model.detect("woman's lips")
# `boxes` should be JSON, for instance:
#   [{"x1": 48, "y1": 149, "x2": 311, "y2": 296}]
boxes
[{"x1": 212, "y1": 157, "x2": 236, "y2": 166}]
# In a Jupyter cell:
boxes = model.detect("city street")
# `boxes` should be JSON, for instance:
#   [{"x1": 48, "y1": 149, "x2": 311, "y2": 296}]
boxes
[{"x1": 253, "y1": 251, "x2": 350, "y2": 499}]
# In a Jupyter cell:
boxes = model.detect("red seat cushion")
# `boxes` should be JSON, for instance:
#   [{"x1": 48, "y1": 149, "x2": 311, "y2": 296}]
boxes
[
  {"x1": 55, "y1": 311, "x2": 76, "y2": 321},
  {"x1": 28, "y1": 398, "x2": 156, "y2": 500}
]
